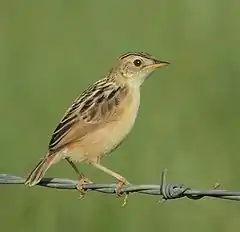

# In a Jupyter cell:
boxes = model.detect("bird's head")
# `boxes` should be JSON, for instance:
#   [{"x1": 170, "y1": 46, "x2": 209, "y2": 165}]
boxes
[{"x1": 110, "y1": 52, "x2": 169, "y2": 87}]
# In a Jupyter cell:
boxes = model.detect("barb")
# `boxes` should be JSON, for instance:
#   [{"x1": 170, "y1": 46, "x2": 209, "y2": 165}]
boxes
[{"x1": 1, "y1": 170, "x2": 240, "y2": 202}]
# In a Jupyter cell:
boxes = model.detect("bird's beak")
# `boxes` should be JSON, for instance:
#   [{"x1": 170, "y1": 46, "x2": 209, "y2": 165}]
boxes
[{"x1": 146, "y1": 60, "x2": 170, "y2": 69}]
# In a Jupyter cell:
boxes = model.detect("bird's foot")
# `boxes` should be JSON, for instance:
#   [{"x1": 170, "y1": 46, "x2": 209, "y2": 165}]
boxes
[
  {"x1": 76, "y1": 174, "x2": 93, "y2": 199},
  {"x1": 115, "y1": 178, "x2": 131, "y2": 207}
]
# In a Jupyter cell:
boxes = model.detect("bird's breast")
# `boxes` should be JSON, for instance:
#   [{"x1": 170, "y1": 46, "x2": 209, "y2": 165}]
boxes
[
  {"x1": 69, "y1": 89, "x2": 140, "y2": 162},
  {"x1": 102, "y1": 90, "x2": 140, "y2": 153}
]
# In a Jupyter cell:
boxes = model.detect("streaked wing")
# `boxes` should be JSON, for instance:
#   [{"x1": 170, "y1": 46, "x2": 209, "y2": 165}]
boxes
[{"x1": 48, "y1": 78, "x2": 128, "y2": 152}]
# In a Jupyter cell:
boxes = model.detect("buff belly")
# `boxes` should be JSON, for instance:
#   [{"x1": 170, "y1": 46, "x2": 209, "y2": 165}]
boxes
[{"x1": 67, "y1": 121, "x2": 132, "y2": 163}]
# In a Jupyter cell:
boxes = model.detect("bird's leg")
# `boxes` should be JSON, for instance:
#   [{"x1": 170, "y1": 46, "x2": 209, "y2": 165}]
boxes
[
  {"x1": 91, "y1": 162, "x2": 130, "y2": 199},
  {"x1": 65, "y1": 158, "x2": 93, "y2": 198}
]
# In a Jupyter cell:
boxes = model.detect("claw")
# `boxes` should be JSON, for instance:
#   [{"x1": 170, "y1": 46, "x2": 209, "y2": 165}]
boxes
[
  {"x1": 76, "y1": 174, "x2": 93, "y2": 199},
  {"x1": 115, "y1": 178, "x2": 130, "y2": 206},
  {"x1": 115, "y1": 178, "x2": 130, "y2": 195},
  {"x1": 121, "y1": 194, "x2": 129, "y2": 207}
]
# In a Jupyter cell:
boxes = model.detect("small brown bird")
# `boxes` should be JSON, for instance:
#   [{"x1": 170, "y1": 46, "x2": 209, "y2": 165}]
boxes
[{"x1": 25, "y1": 52, "x2": 169, "y2": 193}]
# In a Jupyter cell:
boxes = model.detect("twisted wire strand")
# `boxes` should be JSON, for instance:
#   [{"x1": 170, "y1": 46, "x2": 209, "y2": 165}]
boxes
[{"x1": 1, "y1": 170, "x2": 240, "y2": 201}]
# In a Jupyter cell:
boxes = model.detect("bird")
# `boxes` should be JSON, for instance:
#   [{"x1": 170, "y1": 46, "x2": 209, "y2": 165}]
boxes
[{"x1": 24, "y1": 52, "x2": 169, "y2": 194}]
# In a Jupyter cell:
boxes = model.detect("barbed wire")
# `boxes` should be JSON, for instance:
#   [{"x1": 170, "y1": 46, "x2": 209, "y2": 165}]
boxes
[{"x1": 1, "y1": 170, "x2": 240, "y2": 202}]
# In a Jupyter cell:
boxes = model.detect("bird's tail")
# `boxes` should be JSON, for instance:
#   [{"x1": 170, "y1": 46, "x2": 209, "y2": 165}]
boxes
[{"x1": 25, "y1": 152, "x2": 57, "y2": 187}]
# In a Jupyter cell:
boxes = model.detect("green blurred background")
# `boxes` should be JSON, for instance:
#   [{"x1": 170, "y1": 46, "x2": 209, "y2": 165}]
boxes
[{"x1": 0, "y1": 1, "x2": 240, "y2": 231}]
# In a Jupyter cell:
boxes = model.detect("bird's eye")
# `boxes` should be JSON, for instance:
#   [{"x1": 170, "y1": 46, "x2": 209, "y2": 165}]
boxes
[{"x1": 133, "y1": 59, "x2": 142, "y2": 67}]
